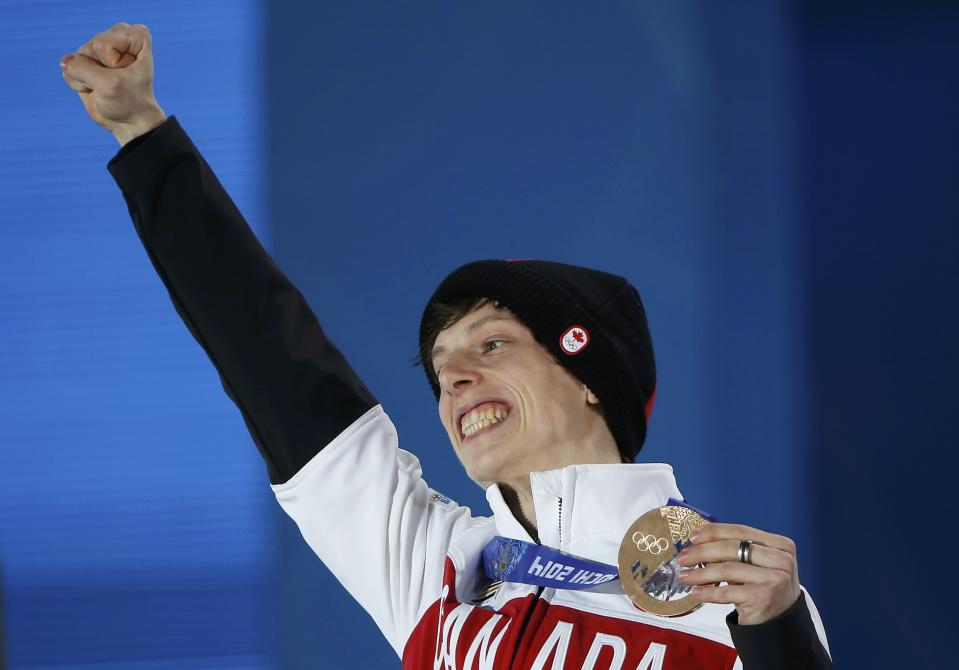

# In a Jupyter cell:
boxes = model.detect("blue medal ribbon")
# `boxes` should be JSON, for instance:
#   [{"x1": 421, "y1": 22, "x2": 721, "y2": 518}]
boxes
[
  {"x1": 482, "y1": 498, "x2": 716, "y2": 591},
  {"x1": 482, "y1": 536, "x2": 619, "y2": 590}
]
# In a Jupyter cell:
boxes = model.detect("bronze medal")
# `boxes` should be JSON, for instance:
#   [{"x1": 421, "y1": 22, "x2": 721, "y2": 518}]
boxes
[{"x1": 617, "y1": 504, "x2": 711, "y2": 617}]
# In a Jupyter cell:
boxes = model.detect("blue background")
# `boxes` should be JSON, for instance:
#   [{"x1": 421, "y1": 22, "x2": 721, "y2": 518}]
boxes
[{"x1": 1, "y1": 1, "x2": 956, "y2": 668}]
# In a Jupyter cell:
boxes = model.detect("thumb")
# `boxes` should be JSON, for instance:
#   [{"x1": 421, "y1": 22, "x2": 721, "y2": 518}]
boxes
[{"x1": 61, "y1": 53, "x2": 115, "y2": 91}]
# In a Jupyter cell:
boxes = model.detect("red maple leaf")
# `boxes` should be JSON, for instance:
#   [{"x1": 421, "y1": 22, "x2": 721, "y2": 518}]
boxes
[{"x1": 572, "y1": 330, "x2": 585, "y2": 343}]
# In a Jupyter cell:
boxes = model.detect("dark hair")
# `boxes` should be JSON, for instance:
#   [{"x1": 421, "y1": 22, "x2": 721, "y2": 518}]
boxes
[{"x1": 417, "y1": 296, "x2": 505, "y2": 386}]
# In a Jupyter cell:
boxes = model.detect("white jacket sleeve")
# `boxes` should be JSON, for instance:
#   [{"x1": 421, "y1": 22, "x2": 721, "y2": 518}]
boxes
[
  {"x1": 108, "y1": 118, "x2": 476, "y2": 657},
  {"x1": 271, "y1": 405, "x2": 478, "y2": 656}
]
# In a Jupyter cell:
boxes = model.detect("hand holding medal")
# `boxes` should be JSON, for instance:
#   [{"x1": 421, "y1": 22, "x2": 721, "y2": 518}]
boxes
[
  {"x1": 484, "y1": 502, "x2": 802, "y2": 625},
  {"x1": 676, "y1": 522, "x2": 802, "y2": 625}
]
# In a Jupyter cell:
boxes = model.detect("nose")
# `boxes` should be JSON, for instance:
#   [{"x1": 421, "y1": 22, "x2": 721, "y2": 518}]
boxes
[{"x1": 437, "y1": 351, "x2": 482, "y2": 394}]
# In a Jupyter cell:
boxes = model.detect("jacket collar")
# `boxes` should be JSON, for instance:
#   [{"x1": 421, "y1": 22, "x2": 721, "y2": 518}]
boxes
[{"x1": 485, "y1": 463, "x2": 683, "y2": 566}]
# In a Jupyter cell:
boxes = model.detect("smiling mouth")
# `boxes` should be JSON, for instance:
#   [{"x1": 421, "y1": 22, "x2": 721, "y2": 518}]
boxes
[{"x1": 460, "y1": 402, "x2": 511, "y2": 439}]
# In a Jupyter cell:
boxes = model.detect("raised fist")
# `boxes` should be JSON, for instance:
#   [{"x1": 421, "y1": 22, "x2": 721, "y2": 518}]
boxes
[{"x1": 61, "y1": 22, "x2": 167, "y2": 146}]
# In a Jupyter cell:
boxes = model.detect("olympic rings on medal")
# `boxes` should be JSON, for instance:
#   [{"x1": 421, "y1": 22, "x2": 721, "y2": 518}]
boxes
[{"x1": 632, "y1": 532, "x2": 670, "y2": 555}]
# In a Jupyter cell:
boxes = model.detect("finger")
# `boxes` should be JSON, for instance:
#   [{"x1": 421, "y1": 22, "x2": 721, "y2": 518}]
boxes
[
  {"x1": 690, "y1": 522, "x2": 797, "y2": 555},
  {"x1": 679, "y1": 540, "x2": 795, "y2": 572},
  {"x1": 678, "y1": 562, "x2": 782, "y2": 587},
  {"x1": 100, "y1": 24, "x2": 151, "y2": 59},
  {"x1": 690, "y1": 583, "x2": 750, "y2": 605},
  {"x1": 76, "y1": 28, "x2": 146, "y2": 69},
  {"x1": 91, "y1": 33, "x2": 141, "y2": 67},
  {"x1": 61, "y1": 53, "x2": 114, "y2": 90},
  {"x1": 75, "y1": 40, "x2": 97, "y2": 62},
  {"x1": 89, "y1": 38, "x2": 138, "y2": 68},
  {"x1": 61, "y1": 70, "x2": 92, "y2": 93}
]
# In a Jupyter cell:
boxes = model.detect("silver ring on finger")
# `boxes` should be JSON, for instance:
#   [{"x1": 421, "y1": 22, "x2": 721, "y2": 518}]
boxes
[{"x1": 737, "y1": 539, "x2": 754, "y2": 564}]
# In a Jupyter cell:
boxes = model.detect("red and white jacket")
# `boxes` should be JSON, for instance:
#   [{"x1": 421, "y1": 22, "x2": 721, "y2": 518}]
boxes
[
  {"x1": 108, "y1": 116, "x2": 833, "y2": 669},
  {"x1": 273, "y1": 405, "x2": 829, "y2": 670}
]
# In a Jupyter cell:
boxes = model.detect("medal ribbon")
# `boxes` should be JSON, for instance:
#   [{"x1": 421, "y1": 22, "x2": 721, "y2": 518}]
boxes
[
  {"x1": 482, "y1": 498, "x2": 716, "y2": 591},
  {"x1": 482, "y1": 536, "x2": 619, "y2": 589}
]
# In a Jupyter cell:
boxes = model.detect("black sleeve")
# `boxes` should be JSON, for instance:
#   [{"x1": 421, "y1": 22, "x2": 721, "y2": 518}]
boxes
[
  {"x1": 727, "y1": 592, "x2": 833, "y2": 669},
  {"x1": 107, "y1": 116, "x2": 377, "y2": 485}
]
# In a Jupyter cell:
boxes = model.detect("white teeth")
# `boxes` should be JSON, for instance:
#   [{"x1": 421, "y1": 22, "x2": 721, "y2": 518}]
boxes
[{"x1": 460, "y1": 405, "x2": 510, "y2": 436}]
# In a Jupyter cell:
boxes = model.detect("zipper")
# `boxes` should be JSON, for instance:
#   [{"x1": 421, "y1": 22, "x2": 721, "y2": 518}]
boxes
[
  {"x1": 507, "y1": 496, "x2": 562, "y2": 668},
  {"x1": 557, "y1": 497, "x2": 563, "y2": 549}
]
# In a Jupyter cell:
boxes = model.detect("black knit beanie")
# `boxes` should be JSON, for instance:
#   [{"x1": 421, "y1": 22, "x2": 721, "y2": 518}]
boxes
[{"x1": 418, "y1": 259, "x2": 657, "y2": 461}]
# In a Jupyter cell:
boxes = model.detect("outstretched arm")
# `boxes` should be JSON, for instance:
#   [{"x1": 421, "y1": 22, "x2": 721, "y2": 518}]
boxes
[
  {"x1": 109, "y1": 116, "x2": 377, "y2": 484},
  {"x1": 61, "y1": 23, "x2": 377, "y2": 485},
  {"x1": 61, "y1": 26, "x2": 473, "y2": 655}
]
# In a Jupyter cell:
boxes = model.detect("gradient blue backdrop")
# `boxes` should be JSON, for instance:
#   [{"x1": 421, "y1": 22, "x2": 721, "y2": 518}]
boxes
[{"x1": 1, "y1": 1, "x2": 956, "y2": 668}]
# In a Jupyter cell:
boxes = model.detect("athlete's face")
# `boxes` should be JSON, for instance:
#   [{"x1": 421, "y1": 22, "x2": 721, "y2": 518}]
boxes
[{"x1": 431, "y1": 301, "x2": 617, "y2": 487}]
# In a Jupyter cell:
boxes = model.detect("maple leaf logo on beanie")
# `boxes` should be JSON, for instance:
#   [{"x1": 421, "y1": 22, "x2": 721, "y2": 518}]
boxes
[{"x1": 560, "y1": 325, "x2": 590, "y2": 355}]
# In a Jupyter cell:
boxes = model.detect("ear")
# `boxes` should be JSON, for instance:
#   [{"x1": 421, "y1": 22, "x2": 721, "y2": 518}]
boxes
[{"x1": 584, "y1": 385, "x2": 600, "y2": 405}]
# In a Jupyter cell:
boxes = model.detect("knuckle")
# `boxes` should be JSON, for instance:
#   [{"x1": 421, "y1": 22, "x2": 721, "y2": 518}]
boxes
[{"x1": 786, "y1": 553, "x2": 798, "y2": 574}]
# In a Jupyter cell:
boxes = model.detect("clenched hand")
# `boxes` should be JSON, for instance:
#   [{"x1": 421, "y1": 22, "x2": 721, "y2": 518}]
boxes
[{"x1": 60, "y1": 22, "x2": 167, "y2": 146}]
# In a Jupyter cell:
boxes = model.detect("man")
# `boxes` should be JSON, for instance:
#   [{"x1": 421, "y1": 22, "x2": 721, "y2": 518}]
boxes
[{"x1": 61, "y1": 23, "x2": 832, "y2": 669}]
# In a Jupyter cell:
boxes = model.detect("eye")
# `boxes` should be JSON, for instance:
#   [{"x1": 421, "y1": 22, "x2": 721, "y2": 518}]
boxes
[{"x1": 485, "y1": 339, "x2": 505, "y2": 352}]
